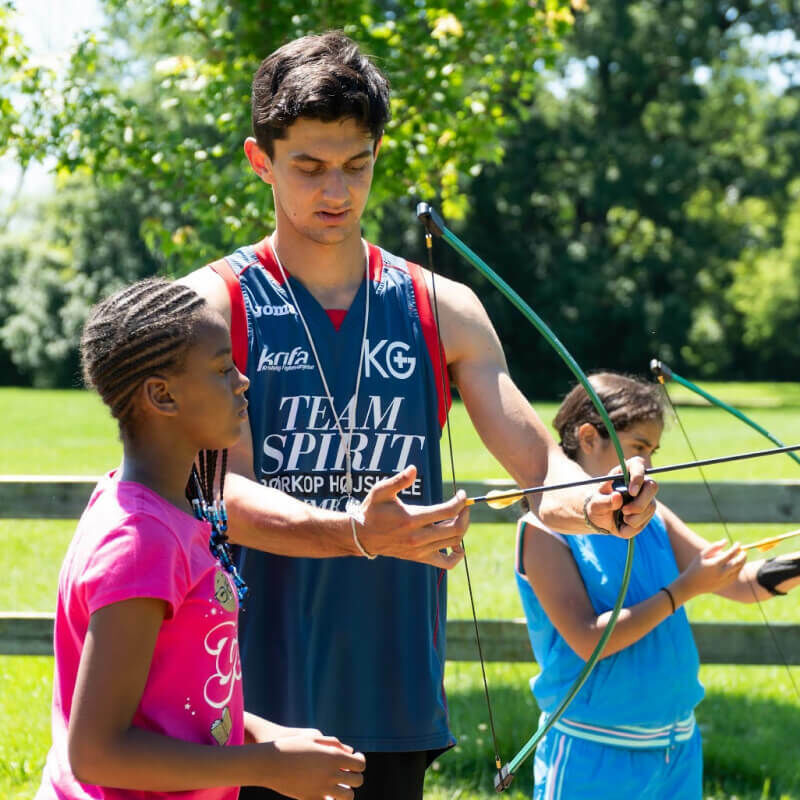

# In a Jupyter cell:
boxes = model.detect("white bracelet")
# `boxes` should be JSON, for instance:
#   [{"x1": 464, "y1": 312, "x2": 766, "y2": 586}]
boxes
[{"x1": 351, "y1": 516, "x2": 377, "y2": 559}]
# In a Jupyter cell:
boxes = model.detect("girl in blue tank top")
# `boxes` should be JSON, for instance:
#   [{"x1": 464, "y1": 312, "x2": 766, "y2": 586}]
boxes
[{"x1": 516, "y1": 373, "x2": 800, "y2": 800}]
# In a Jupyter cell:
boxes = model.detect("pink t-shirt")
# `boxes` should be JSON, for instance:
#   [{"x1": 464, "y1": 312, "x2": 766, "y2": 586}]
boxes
[{"x1": 37, "y1": 473, "x2": 244, "y2": 800}]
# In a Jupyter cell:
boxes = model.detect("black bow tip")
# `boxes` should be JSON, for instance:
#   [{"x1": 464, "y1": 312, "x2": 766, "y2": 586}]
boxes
[
  {"x1": 415, "y1": 201, "x2": 445, "y2": 237},
  {"x1": 493, "y1": 764, "x2": 514, "y2": 792},
  {"x1": 650, "y1": 358, "x2": 673, "y2": 382}
]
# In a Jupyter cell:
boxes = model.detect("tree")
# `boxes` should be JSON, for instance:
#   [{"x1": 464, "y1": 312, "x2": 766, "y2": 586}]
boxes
[
  {"x1": 39, "y1": 0, "x2": 575, "y2": 273},
  {"x1": 0, "y1": 176, "x2": 161, "y2": 386},
  {"x1": 729, "y1": 179, "x2": 800, "y2": 366},
  {"x1": 0, "y1": 0, "x2": 46, "y2": 168},
  {"x1": 453, "y1": 0, "x2": 800, "y2": 394}
]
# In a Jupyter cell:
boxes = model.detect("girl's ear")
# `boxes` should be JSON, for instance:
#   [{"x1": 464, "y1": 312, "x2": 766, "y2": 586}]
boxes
[
  {"x1": 577, "y1": 422, "x2": 600, "y2": 455},
  {"x1": 141, "y1": 376, "x2": 179, "y2": 417}
]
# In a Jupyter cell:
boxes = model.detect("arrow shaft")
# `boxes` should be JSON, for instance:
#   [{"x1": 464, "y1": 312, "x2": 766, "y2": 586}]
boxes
[
  {"x1": 466, "y1": 443, "x2": 800, "y2": 506},
  {"x1": 647, "y1": 442, "x2": 800, "y2": 475},
  {"x1": 466, "y1": 474, "x2": 612, "y2": 506},
  {"x1": 742, "y1": 528, "x2": 800, "y2": 552}
]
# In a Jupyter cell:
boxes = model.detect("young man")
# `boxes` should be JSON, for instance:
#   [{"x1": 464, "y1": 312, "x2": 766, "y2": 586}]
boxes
[{"x1": 182, "y1": 32, "x2": 658, "y2": 799}]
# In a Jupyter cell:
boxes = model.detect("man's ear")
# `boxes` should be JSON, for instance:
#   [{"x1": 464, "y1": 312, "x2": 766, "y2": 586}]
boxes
[
  {"x1": 141, "y1": 376, "x2": 179, "y2": 417},
  {"x1": 577, "y1": 422, "x2": 599, "y2": 455},
  {"x1": 244, "y1": 137, "x2": 274, "y2": 184},
  {"x1": 373, "y1": 136, "x2": 383, "y2": 160}
]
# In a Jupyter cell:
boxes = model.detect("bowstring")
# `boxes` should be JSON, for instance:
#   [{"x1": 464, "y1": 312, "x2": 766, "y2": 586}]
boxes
[
  {"x1": 658, "y1": 379, "x2": 800, "y2": 698},
  {"x1": 424, "y1": 231, "x2": 504, "y2": 781}
]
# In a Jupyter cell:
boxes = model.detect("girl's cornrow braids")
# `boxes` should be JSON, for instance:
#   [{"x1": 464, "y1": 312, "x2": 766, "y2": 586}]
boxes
[
  {"x1": 122, "y1": 280, "x2": 201, "y2": 322},
  {"x1": 81, "y1": 278, "x2": 207, "y2": 430},
  {"x1": 198, "y1": 451, "x2": 208, "y2": 502},
  {"x1": 100, "y1": 337, "x2": 185, "y2": 418},
  {"x1": 206, "y1": 450, "x2": 218, "y2": 504}
]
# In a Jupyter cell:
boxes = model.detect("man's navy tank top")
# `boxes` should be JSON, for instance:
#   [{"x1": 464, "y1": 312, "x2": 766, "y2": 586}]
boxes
[{"x1": 214, "y1": 239, "x2": 454, "y2": 752}]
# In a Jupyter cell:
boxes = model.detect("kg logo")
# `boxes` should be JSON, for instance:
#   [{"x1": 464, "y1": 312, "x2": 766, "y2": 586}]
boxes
[{"x1": 364, "y1": 339, "x2": 417, "y2": 380}]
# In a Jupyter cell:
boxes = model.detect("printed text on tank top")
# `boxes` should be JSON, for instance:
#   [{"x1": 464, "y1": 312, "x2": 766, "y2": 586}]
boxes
[{"x1": 269, "y1": 236, "x2": 369, "y2": 517}]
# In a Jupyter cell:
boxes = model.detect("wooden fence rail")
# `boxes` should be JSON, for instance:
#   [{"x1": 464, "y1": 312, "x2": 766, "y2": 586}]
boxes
[
  {"x1": 3, "y1": 476, "x2": 800, "y2": 523},
  {"x1": 3, "y1": 613, "x2": 799, "y2": 665},
  {"x1": 3, "y1": 477, "x2": 799, "y2": 664}
]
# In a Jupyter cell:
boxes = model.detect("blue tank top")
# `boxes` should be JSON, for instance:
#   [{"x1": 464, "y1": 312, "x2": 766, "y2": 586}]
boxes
[
  {"x1": 516, "y1": 514, "x2": 704, "y2": 728},
  {"x1": 216, "y1": 239, "x2": 453, "y2": 752}
]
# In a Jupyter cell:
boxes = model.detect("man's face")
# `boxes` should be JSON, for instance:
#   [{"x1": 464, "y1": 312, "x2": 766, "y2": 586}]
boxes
[{"x1": 254, "y1": 117, "x2": 378, "y2": 246}]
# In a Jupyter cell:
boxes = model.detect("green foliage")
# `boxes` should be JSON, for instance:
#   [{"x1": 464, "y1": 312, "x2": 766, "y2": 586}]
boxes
[
  {"x1": 0, "y1": 1, "x2": 48, "y2": 167},
  {"x1": 39, "y1": 0, "x2": 573, "y2": 273},
  {"x1": 729, "y1": 182, "x2": 800, "y2": 363},
  {"x1": 451, "y1": 0, "x2": 800, "y2": 394},
  {"x1": 5, "y1": 1, "x2": 800, "y2": 389},
  {"x1": 0, "y1": 176, "x2": 161, "y2": 386}
]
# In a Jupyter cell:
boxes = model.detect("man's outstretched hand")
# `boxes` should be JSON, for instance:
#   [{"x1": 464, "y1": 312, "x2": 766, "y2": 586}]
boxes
[{"x1": 357, "y1": 466, "x2": 469, "y2": 568}]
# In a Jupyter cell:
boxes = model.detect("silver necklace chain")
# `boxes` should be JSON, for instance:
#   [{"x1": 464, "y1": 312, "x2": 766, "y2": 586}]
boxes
[{"x1": 270, "y1": 237, "x2": 370, "y2": 504}]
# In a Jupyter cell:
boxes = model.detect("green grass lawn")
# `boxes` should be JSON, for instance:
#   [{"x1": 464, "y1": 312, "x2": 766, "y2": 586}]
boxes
[
  {"x1": 2, "y1": 386, "x2": 800, "y2": 799},
  {"x1": 4, "y1": 381, "x2": 800, "y2": 477}
]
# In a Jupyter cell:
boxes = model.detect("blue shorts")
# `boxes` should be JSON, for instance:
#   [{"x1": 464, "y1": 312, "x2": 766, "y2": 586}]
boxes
[{"x1": 533, "y1": 726, "x2": 702, "y2": 800}]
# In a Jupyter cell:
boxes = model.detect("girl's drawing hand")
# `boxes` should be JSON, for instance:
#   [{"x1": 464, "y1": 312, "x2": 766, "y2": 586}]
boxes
[{"x1": 678, "y1": 540, "x2": 747, "y2": 598}]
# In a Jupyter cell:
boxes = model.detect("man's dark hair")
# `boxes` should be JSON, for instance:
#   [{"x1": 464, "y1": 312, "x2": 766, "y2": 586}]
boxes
[{"x1": 252, "y1": 31, "x2": 391, "y2": 157}]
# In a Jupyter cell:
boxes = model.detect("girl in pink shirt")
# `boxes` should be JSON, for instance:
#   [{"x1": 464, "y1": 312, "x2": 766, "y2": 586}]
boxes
[{"x1": 36, "y1": 279, "x2": 365, "y2": 800}]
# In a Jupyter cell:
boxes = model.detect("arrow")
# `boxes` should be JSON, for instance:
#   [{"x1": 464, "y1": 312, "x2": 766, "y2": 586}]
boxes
[
  {"x1": 742, "y1": 528, "x2": 800, "y2": 553},
  {"x1": 464, "y1": 443, "x2": 800, "y2": 509}
]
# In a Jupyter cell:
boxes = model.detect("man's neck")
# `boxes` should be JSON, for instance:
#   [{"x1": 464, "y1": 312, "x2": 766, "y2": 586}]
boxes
[{"x1": 271, "y1": 224, "x2": 366, "y2": 310}]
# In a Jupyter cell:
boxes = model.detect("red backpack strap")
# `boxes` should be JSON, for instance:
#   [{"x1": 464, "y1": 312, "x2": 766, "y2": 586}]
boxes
[
  {"x1": 209, "y1": 259, "x2": 248, "y2": 374},
  {"x1": 405, "y1": 258, "x2": 452, "y2": 429}
]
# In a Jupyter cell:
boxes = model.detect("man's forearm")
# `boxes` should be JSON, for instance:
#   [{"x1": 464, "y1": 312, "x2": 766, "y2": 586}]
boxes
[
  {"x1": 451, "y1": 362, "x2": 597, "y2": 536},
  {"x1": 534, "y1": 445, "x2": 597, "y2": 535},
  {"x1": 224, "y1": 473, "x2": 358, "y2": 557}
]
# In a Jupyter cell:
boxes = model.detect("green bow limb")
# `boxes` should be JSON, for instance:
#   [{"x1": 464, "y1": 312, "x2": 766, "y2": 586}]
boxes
[
  {"x1": 650, "y1": 359, "x2": 800, "y2": 468},
  {"x1": 417, "y1": 203, "x2": 634, "y2": 791}
]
